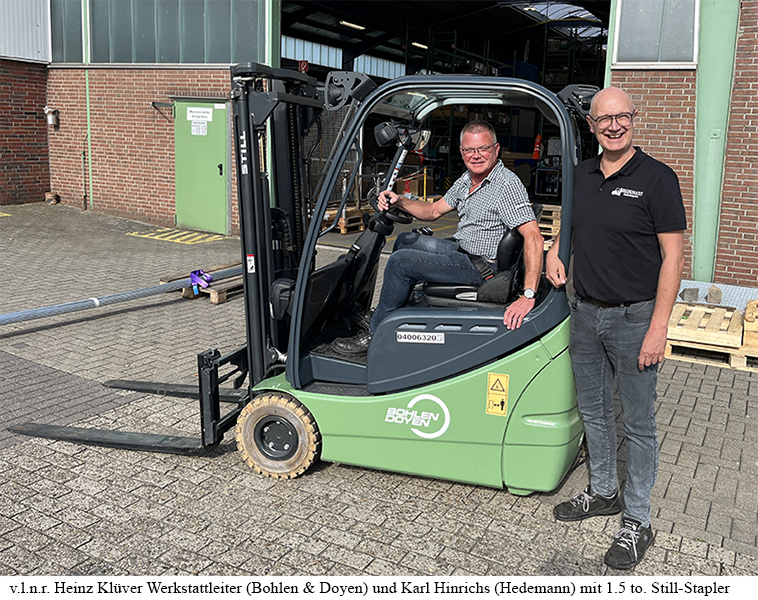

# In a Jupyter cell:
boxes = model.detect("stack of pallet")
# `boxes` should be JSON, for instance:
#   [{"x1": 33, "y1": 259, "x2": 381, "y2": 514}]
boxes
[
  {"x1": 321, "y1": 206, "x2": 371, "y2": 235},
  {"x1": 666, "y1": 301, "x2": 758, "y2": 371},
  {"x1": 539, "y1": 204, "x2": 561, "y2": 250}
]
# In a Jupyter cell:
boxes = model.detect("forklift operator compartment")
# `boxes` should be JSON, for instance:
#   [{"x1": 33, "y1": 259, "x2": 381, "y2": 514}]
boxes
[{"x1": 288, "y1": 77, "x2": 577, "y2": 395}]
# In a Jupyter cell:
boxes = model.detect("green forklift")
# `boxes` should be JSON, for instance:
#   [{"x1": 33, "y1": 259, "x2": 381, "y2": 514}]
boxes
[{"x1": 13, "y1": 64, "x2": 596, "y2": 496}]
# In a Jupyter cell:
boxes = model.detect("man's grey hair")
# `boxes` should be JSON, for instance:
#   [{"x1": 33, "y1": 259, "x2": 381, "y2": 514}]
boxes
[{"x1": 459, "y1": 120, "x2": 498, "y2": 145}]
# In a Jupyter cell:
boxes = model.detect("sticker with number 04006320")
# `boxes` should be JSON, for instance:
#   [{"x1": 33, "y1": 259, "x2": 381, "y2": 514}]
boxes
[{"x1": 396, "y1": 332, "x2": 445, "y2": 344}]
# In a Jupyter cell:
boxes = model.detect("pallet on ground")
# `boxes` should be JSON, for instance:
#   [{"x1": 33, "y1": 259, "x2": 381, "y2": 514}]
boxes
[
  {"x1": 667, "y1": 302, "x2": 743, "y2": 349},
  {"x1": 321, "y1": 206, "x2": 371, "y2": 235},
  {"x1": 665, "y1": 338, "x2": 758, "y2": 373},
  {"x1": 182, "y1": 275, "x2": 244, "y2": 305}
]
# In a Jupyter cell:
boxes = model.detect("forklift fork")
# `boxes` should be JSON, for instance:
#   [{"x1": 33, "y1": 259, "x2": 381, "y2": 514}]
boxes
[{"x1": 9, "y1": 346, "x2": 250, "y2": 455}]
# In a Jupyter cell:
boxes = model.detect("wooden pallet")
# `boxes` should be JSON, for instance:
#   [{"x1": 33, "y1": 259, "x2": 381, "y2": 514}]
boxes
[
  {"x1": 667, "y1": 302, "x2": 743, "y2": 349},
  {"x1": 665, "y1": 339, "x2": 758, "y2": 373},
  {"x1": 321, "y1": 206, "x2": 369, "y2": 235},
  {"x1": 742, "y1": 299, "x2": 758, "y2": 348},
  {"x1": 538, "y1": 204, "x2": 561, "y2": 250},
  {"x1": 182, "y1": 275, "x2": 243, "y2": 305}
]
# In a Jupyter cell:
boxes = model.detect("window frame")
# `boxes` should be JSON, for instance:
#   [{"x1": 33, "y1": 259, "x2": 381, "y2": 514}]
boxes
[{"x1": 611, "y1": 0, "x2": 700, "y2": 70}]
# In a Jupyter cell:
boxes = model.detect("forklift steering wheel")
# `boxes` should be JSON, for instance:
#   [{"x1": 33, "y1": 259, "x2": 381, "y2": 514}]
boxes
[
  {"x1": 368, "y1": 194, "x2": 414, "y2": 225},
  {"x1": 383, "y1": 205, "x2": 413, "y2": 225}
]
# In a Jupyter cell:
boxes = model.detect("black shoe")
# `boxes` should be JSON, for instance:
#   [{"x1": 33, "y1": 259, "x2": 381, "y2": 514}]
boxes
[
  {"x1": 332, "y1": 331, "x2": 371, "y2": 355},
  {"x1": 605, "y1": 518, "x2": 654, "y2": 570},
  {"x1": 354, "y1": 308, "x2": 374, "y2": 332},
  {"x1": 553, "y1": 486, "x2": 622, "y2": 522}
]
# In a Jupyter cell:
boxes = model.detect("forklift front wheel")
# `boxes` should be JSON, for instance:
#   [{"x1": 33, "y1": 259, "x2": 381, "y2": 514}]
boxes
[{"x1": 235, "y1": 393, "x2": 321, "y2": 479}]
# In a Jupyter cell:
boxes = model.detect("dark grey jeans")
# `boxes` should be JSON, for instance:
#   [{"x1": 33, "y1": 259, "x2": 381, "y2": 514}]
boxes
[{"x1": 568, "y1": 295, "x2": 659, "y2": 526}]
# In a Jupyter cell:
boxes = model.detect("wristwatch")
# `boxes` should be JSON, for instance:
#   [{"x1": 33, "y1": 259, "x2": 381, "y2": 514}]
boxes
[{"x1": 523, "y1": 288, "x2": 536, "y2": 300}]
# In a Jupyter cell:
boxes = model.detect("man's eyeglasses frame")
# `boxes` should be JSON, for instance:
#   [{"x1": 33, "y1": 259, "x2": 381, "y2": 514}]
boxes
[
  {"x1": 588, "y1": 111, "x2": 637, "y2": 130},
  {"x1": 460, "y1": 143, "x2": 497, "y2": 157}
]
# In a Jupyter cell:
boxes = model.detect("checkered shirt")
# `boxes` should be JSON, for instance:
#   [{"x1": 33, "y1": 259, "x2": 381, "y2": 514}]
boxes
[{"x1": 443, "y1": 160, "x2": 534, "y2": 261}]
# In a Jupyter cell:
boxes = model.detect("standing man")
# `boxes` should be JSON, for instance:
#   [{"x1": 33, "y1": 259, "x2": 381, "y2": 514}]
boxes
[
  {"x1": 332, "y1": 120, "x2": 543, "y2": 355},
  {"x1": 546, "y1": 87, "x2": 686, "y2": 570}
]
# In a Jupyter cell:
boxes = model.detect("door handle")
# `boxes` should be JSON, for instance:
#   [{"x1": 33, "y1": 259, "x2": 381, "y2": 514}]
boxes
[{"x1": 218, "y1": 163, "x2": 223, "y2": 176}]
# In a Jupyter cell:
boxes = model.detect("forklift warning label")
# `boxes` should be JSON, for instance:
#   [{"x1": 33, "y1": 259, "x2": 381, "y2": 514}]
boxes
[
  {"x1": 486, "y1": 373, "x2": 509, "y2": 417},
  {"x1": 385, "y1": 393, "x2": 450, "y2": 439}
]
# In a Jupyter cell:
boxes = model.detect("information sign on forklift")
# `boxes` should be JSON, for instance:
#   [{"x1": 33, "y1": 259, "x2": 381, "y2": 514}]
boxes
[{"x1": 12, "y1": 64, "x2": 597, "y2": 497}]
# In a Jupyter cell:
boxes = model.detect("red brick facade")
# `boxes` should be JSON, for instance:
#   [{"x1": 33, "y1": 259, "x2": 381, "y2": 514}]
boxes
[
  {"x1": 0, "y1": 59, "x2": 49, "y2": 206},
  {"x1": 716, "y1": 0, "x2": 758, "y2": 286},
  {"x1": 47, "y1": 68, "x2": 239, "y2": 233},
  {"x1": 610, "y1": 69, "x2": 697, "y2": 280}
]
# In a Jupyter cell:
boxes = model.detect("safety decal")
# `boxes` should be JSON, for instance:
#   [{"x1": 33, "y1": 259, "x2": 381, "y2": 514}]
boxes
[
  {"x1": 486, "y1": 372, "x2": 509, "y2": 417},
  {"x1": 384, "y1": 393, "x2": 450, "y2": 439}
]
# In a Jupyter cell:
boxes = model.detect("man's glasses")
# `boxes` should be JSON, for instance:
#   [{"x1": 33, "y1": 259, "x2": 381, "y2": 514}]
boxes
[
  {"x1": 460, "y1": 143, "x2": 497, "y2": 156},
  {"x1": 588, "y1": 111, "x2": 636, "y2": 130}
]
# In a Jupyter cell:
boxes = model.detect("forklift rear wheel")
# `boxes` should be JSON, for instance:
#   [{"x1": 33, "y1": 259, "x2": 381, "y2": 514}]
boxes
[{"x1": 236, "y1": 393, "x2": 321, "y2": 479}]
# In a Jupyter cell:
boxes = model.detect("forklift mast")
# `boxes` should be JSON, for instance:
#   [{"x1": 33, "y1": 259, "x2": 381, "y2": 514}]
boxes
[{"x1": 230, "y1": 63, "x2": 323, "y2": 387}]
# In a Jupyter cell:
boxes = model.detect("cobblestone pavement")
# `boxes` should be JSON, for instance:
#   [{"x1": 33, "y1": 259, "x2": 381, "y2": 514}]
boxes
[{"x1": 0, "y1": 204, "x2": 756, "y2": 576}]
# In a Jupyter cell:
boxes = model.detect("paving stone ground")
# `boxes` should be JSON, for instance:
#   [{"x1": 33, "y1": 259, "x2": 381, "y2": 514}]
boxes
[{"x1": 0, "y1": 204, "x2": 756, "y2": 576}]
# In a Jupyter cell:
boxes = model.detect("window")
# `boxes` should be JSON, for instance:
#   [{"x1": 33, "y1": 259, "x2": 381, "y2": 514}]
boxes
[
  {"x1": 51, "y1": 0, "x2": 263, "y2": 64},
  {"x1": 51, "y1": 0, "x2": 83, "y2": 62},
  {"x1": 613, "y1": 0, "x2": 699, "y2": 67}
]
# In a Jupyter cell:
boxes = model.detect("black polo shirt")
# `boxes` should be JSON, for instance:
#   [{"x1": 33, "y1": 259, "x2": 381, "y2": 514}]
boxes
[{"x1": 572, "y1": 148, "x2": 687, "y2": 304}]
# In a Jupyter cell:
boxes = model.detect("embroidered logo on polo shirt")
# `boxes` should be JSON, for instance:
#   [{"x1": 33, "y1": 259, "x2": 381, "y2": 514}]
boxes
[{"x1": 611, "y1": 187, "x2": 644, "y2": 198}]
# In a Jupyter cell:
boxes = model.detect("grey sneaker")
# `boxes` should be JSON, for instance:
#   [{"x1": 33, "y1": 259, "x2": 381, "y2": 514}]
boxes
[
  {"x1": 605, "y1": 518, "x2": 654, "y2": 570},
  {"x1": 553, "y1": 486, "x2": 622, "y2": 522}
]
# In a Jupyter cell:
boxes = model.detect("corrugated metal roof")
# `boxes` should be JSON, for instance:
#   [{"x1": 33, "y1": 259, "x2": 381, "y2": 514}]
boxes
[{"x1": 0, "y1": 0, "x2": 51, "y2": 63}]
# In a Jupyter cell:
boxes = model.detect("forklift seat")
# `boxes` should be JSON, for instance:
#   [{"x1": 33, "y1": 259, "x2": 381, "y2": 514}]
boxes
[{"x1": 422, "y1": 204, "x2": 542, "y2": 308}]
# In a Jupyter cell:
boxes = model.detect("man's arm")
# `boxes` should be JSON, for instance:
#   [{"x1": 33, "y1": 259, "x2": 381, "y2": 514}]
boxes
[
  {"x1": 545, "y1": 233, "x2": 566, "y2": 287},
  {"x1": 503, "y1": 219, "x2": 544, "y2": 330},
  {"x1": 638, "y1": 230, "x2": 685, "y2": 370},
  {"x1": 378, "y1": 189, "x2": 453, "y2": 221}
]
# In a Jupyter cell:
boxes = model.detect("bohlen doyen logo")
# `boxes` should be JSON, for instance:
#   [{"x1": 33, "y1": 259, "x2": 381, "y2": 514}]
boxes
[{"x1": 384, "y1": 394, "x2": 450, "y2": 439}]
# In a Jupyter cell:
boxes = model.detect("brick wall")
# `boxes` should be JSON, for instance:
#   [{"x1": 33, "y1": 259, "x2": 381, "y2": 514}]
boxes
[
  {"x1": 47, "y1": 68, "x2": 240, "y2": 233},
  {"x1": 716, "y1": 0, "x2": 758, "y2": 286},
  {"x1": 0, "y1": 59, "x2": 49, "y2": 205},
  {"x1": 610, "y1": 69, "x2": 697, "y2": 280}
]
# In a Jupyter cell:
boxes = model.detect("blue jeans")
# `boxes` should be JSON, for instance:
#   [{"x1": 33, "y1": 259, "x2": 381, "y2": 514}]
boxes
[
  {"x1": 568, "y1": 295, "x2": 658, "y2": 526},
  {"x1": 369, "y1": 232, "x2": 489, "y2": 334}
]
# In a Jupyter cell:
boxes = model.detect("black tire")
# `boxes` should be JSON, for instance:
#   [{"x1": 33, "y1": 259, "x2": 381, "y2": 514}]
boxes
[{"x1": 235, "y1": 393, "x2": 321, "y2": 479}]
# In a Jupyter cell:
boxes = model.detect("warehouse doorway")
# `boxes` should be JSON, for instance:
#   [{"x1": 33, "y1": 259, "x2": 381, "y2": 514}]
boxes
[{"x1": 174, "y1": 100, "x2": 230, "y2": 235}]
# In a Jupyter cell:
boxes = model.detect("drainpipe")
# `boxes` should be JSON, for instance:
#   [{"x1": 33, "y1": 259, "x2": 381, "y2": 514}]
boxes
[
  {"x1": 82, "y1": 0, "x2": 94, "y2": 210},
  {"x1": 692, "y1": 0, "x2": 740, "y2": 282},
  {"x1": 604, "y1": 0, "x2": 618, "y2": 88}
]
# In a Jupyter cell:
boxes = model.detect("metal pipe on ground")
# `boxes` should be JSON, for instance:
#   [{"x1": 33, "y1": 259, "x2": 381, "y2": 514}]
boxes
[{"x1": 0, "y1": 266, "x2": 243, "y2": 327}]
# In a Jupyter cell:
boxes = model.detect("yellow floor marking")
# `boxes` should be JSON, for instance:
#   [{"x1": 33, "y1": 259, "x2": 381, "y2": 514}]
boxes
[
  {"x1": 127, "y1": 228, "x2": 226, "y2": 244},
  {"x1": 0, "y1": 212, "x2": 11, "y2": 217}
]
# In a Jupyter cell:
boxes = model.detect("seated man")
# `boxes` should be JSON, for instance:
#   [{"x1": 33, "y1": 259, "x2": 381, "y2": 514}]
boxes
[{"x1": 333, "y1": 120, "x2": 543, "y2": 355}]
